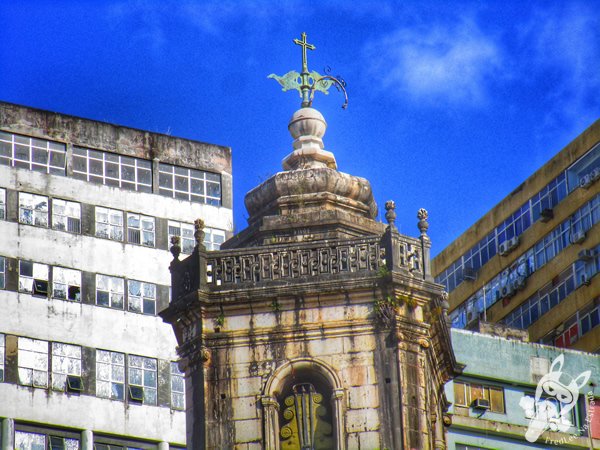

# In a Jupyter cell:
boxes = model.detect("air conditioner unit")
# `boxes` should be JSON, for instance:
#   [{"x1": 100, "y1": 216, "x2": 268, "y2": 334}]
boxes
[
  {"x1": 580, "y1": 174, "x2": 593, "y2": 189},
  {"x1": 540, "y1": 208, "x2": 554, "y2": 223},
  {"x1": 580, "y1": 274, "x2": 591, "y2": 286},
  {"x1": 66, "y1": 375, "x2": 83, "y2": 392},
  {"x1": 500, "y1": 285, "x2": 515, "y2": 298},
  {"x1": 463, "y1": 267, "x2": 477, "y2": 281},
  {"x1": 592, "y1": 167, "x2": 600, "y2": 181},
  {"x1": 578, "y1": 249, "x2": 597, "y2": 261},
  {"x1": 472, "y1": 398, "x2": 490, "y2": 409},
  {"x1": 129, "y1": 385, "x2": 144, "y2": 403},
  {"x1": 499, "y1": 237, "x2": 519, "y2": 256},
  {"x1": 572, "y1": 230, "x2": 586, "y2": 244},
  {"x1": 514, "y1": 276, "x2": 527, "y2": 291}
]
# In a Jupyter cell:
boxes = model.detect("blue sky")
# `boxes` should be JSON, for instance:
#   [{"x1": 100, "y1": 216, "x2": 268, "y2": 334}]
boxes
[{"x1": 2, "y1": 1, "x2": 600, "y2": 255}]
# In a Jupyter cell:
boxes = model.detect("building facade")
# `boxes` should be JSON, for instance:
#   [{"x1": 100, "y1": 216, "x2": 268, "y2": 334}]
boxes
[
  {"x1": 162, "y1": 102, "x2": 459, "y2": 449},
  {"x1": 433, "y1": 119, "x2": 600, "y2": 352},
  {"x1": 446, "y1": 327, "x2": 600, "y2": 449},
  {"x1": 0, "y1": 101, "x2": 233, "y2": 449}
]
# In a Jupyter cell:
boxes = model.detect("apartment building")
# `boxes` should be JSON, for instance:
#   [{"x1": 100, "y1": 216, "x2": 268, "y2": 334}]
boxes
[
  {"x1": 433, "y1": 119, "x2": 600, "y2": 352},
  {"x1": 0, "y1": 101, "x2": 233, "y2": 449},
  {"x1": 445, "y1": 327, "x2": 599, "y2": 449}
]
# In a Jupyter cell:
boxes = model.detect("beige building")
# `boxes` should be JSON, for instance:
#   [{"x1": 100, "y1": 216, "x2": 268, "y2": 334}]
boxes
[
  {"x1": 162, "y1": 103, "x2": 459, "y2": 449},
  {"x1": 0, "y1": 101, "x2": 233, "y2": 449},
  {"x1": 433, "y1": 119, "x2": 600, "y2": 353}
]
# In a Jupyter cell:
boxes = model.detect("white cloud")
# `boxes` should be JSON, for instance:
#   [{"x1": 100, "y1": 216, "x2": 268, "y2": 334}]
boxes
[{"x1": 363, "y1": 18, "x2": 503, "y2": 105}]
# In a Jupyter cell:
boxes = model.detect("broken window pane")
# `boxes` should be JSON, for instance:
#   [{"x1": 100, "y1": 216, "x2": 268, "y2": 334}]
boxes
[
  {"x1": 52, "y1": 199, "x2": 81, "y2": 233},
  {"x1": 19, "y1": 193, "x2": 49, "y2": 227},
  {"x1": 96, "y1": 207, "x2": 123, "y2": 241}
]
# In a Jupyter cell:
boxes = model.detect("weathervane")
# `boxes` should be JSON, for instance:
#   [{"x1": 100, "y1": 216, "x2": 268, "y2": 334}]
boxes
[{"x1": 268, "y1": 32, "x2": 348, "y2": 109}]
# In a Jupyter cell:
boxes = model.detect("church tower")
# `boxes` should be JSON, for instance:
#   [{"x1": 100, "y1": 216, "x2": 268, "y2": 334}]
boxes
[{"x1": 161, "y1": 34, "x2": 459, "y2": 450}]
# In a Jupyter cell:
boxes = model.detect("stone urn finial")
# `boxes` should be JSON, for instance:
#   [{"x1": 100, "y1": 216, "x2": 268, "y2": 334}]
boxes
[
  {"x1": 385, "y1": 200, "x2": 397, "y2": 230},
  {"x1": 194, "y1": 219, "x2": 205, "y2": 249},
  {"x1": 417, "y1": 208, "x2": 429, "y2": 236},
  {"x1": 170, "y1": 236, "x2": 181, "y2": 261}
]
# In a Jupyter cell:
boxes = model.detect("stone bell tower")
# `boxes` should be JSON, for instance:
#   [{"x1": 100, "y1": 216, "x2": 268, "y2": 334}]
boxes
[{"x1": 161, "y1": 34, "x2": 459, "y2": 450}]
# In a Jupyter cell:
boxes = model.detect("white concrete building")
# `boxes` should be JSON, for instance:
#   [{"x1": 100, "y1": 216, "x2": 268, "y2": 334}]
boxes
[{"x1": 0, "y1": 101, "x2": 233, "y2": 449}]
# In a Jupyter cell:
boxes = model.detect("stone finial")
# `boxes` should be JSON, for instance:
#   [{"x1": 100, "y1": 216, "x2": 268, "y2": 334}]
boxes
[
  {"x1": 385, "y1": 200, "x2": 397, "y2": 230},
  {"x1": 170, "y1": 236, "x2": 181, "y2": 261},
  {"x1": 417, "y1": 208, "x2": 429, "y2": 235},
  {"x1": 194, "y1": 219, "x2": 205, "y2": 248}
]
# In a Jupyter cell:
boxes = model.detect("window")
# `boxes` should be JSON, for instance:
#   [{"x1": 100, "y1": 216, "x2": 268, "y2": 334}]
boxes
[
  {"x1": 0, "y1": 333, "x2": 4, "y2": 382},
  {"x1": 0, "y1": 187, "x2": 5, "y2": 219},
  {"x1": 128, "y1": 280, "x2": 156, "y2": 315},
  {"x1": 72, "y1": 147, "x2": 152, "y2": 192},
  {"x1": 95, "y1": 207, "x2": 123, "y2": 241},
  {"x1": 204, "y1": 227, "x2": 226, "y2": 250},
  {"x1": 0, "y1": 131, "x2": 66, "y2": 175},
  {"x1": 0, "y1": 256, "x2": 5, "y2": 289},
  {"x1": 15, "y1": 431, "x2": 79, "y2": 450},
  {"x1": 18, "y1": 337, "x2": 49, "y2": 387},
  {"x1": 52, "y1": 267, "x2": 81, "y2": 301},
  {"x1": 128, "y1": 355, "x2": 157, "y2": 405},
  {"x1": 19, "y1": 193, "x2": 49, "y2": 227},
  {"x1": 168, "y1": 220, "x2": 195, "y2": 254},
  {"x1": 158, "y1": 162, "x2": 221, "y2": 205},
  {"x1": 52, "y1": 199, "x2": 81, "y2": 233},
  {"x1": 171, "y1": 362, "x2": 185, "y2": 410},
  {"x1": 96, "y1": 350, "x2": 125, "y2": 401},
  {"x1": 127, "y1": 213, "x2": 155, "y2": 247},
  {"x1": 19, "y1": 261, "x2": 49, "y2": 296},
  {"x1": 521, "y1": 394, "x2": 575, "y2": 429},
  {"x1": 96, "y1": 275, "x2": 124, "y2": 309},
  {"x1": 454, "y1": 381, "x2": 505, "y2": 413},
  {"x1": 51, "y1": 343, "x2": 82, "y2": 391}
]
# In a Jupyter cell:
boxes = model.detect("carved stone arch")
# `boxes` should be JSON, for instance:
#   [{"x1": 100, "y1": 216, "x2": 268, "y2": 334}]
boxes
[{"x1": 261, "y1": 358, "x2": 345, "y2": 450}]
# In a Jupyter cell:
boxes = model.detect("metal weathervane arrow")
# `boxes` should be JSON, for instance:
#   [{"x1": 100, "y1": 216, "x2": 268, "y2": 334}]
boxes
[{"x1": 268, "y1": 32, "x2": 348, "y2": 109}]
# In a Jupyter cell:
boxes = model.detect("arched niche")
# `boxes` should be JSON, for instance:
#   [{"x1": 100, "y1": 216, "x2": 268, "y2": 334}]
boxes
[{"x1": 261, "y1": 358, "x2": 345, "y2": 450}]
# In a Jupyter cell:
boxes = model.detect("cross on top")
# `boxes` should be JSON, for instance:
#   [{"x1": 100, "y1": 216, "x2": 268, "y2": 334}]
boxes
[{"x1": 294, "y1": 32, "x2": 315, "y2": 74}]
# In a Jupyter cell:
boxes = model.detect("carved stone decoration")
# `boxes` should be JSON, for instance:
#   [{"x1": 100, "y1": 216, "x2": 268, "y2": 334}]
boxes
[
  {"x1": 280, "y1": 383, "x2": 333, "y2": 449},
  {"x1": 194, "y1": 218, "x2": 205, "y2": 248},
  {"x1": 170, "y1": 235, "x2": 181, "y2": 260},
  {"x1": 417, "y1": 208, "x2": 429, "y2": 235}
]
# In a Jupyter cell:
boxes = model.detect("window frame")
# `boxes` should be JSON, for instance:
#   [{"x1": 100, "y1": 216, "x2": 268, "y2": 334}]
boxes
[
  {"x1": 170, "y1": 361, "x2": 185, "y2": 410},
  {"x1": 51, "y1": 342, "x2": 82, "y2": 391},
  {"x1": 18, "y1": 192, "x2": 49, "y2": 228},
  {"x1": 158, "y1": 162, "x2": 221, "y2": 205},
  {"x1": 127, "y1": 280, "x2": 156, "y2": 315},
  {"x1": 51, "y1": 198, "x2": 81, "y2": 234},
  {"x1": 52, "y1": 266, "x2": 82, "y2": 302},
  {"x1": 0, "y1": 131, "x2": 66, "y2": 175},
  {"x1": 453, "y1": 380, "x2": 505, "y2": 413},
  {"x1": 128, "y1": 354, "x2": 158, "y2": 406},
  {"x1": 96, "y1": 349, "x2": 125, "y2": 401},
  {"x1": 96, "y1": 274, "x2": 125, "y2": 309},
  {"x1": 18, "y1": 260, "x2": 49, "y2": 297},
  {"x1": 168, "y1": 220, "x2": 196, "y2": 254},
  {"x1": 95, "y1": 206, "x2": 124, "y2": 241},
  {"x1": 126, "y1": 212, "x2": 155, "y2": 247},
  {"x1": 18, "y1": 337, "x2": 49, "y2": 388}
]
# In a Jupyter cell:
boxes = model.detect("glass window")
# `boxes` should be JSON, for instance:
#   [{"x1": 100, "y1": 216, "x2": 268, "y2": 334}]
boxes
[
  {"x1": 19, "y1": 261, "x2": 49, "y2": 296},
  {"x1": 19, "y1": 193, "x2": 49, "y2": 227},
  {"x1": 127, "y1": 213, "x2": 155, "y2": 247},
  {"x1": 18, "y1": 337, "x2": 49, "y2": 387},
  {"x1": 0, "y1": 131, "x2": 66, "y2": 175},
  {"x1": 48, "y1": 436, "x2": 80, "y2": 450},
  {"x1": 453, "y1": 381, "x2": 505, "y2": 413},
  {"x1": 128, "y1": 354, "x2": 157, "y2": 405},
  {"x1": 96, "y1": 349, "x2": 125, "y2": 401},
  {"x1": 0, "y1": 256, "x2": 5, "y2": 289},
  {"x1": 96, "y1": 207, "x2": 123, "y2": 241},
  {"x1": 0, "y1": 187, "x2": 5, "y2": 220},
  {"x1": 96, "y1": 274, "x2": 124, "y2": 309},
  {"x1": 52, "y1": 199, "x2": 81, "y2": 233},
  {"x1": 128, "y1": 280, "x2": 156, "y2": 315},
  {"x1": 171, "y1": 361, "x2": 185, "y2": 410},
  {"x1": 52, "y1": 267, "x2": 81, "y2": 301},
  {"x1": 159, "y1": 162, "x2": 221, "y2": 205},
  {"x1": 204, "y1": 227, "x2": 226, "y2": 251},
  {"x1": 0, "y1": 333, "x2": 4, "y2": 382},
  {"x1": 168, "y1": 220, "x2": 195, "y2": 254},
  {"x1": 72, "y1": 147, "x2": 152, "y2": 192},
  {"x1": 51, "y1": 342, "x2": 82, "y2": 391},
  {"x1": 15, "y1": 431, "x2": 46, "y2": 450}
]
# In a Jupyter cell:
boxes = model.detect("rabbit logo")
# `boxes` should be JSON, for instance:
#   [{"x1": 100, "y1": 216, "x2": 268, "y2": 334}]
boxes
[{"x1": 521, "y1": 354, "x2": 591, "y2": 442}]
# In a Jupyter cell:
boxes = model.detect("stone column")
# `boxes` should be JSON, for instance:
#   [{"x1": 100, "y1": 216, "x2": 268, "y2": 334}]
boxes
[
  {"x1": 261, "y1": 396, "x2": 280, "y2": 450},
  {"x1": 1, "y1": 418, "x2": 14, "y2": 450},
  {"x1": 158, "y1": 442, "x2": 169, "y2": 450},
  {"x1": 65, "y1": 143, "x2": 74, "y2": 177},
  {"x1": 331, "y1": 388, "x2": 346, "y2": 450},
  {"x1": 152, "y1": 158, "x2": 160, "y2": 194},
  {"x1": 80, "y1": 430, "x2": 93, "y2": 450}
]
